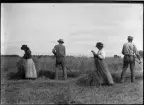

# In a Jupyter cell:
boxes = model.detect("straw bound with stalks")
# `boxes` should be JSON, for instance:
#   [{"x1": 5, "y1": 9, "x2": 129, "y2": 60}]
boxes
[{"x1": 76, "y1": 71, "x2": 101, "y2": 86}]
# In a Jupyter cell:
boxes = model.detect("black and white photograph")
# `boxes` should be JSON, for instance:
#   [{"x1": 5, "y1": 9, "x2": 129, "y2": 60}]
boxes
[{"x1": 1, "y1": 3, "x2": 143, "y2": 104}]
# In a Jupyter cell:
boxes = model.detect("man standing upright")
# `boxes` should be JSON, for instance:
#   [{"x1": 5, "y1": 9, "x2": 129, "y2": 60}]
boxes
[
  {"x1": 121, "y1": 36, "x2": 142, "y2": 83},
  {"x1": 52, "y1": 39, "x2": 67, "y2": 80}
]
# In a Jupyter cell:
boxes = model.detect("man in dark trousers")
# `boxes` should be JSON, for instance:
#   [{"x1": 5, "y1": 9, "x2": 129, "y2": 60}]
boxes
[
  {"x1": 52, "y1": 39, "x2": 67, "y2": 80},
  {"x1": 121, "y1": 36, "x2": 142, "y2": 83}
]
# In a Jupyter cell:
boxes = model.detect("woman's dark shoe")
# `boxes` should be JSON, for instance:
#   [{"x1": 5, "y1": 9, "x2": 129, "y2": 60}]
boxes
[
  {"x1": 32, "y1": 78, "x2": 36, "y2": 80},
  {"x1": 25, "y1": 78, "x2": 36, "y2": 80},
  {"x1": 108, "y1": 83, "x2": 114, "y2": 86}
]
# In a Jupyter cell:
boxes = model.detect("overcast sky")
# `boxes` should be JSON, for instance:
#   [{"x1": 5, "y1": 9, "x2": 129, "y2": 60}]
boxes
[{"x1": 1, "y1": 3, "x2": 143, "y2": 57}]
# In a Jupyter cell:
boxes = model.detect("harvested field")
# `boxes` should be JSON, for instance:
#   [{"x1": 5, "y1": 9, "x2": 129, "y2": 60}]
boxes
[{"x1": 1, "y1": 56, "x2": 143, "y2": 104}]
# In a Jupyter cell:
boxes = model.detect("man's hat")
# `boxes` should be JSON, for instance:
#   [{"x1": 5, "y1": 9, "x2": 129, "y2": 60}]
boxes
[
  {"x1": 57, "y1": 39, "x2": 64, "y2": 43},
  {"x1": 128, "y1": 36, "x2": 133, "y2": 40}
]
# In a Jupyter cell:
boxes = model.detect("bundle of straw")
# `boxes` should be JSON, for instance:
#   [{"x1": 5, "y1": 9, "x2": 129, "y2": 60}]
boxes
[
  {"x1": 16, "y1": 59, "x2": 25, "y2": 78},
  {"x1": 76, "y1": 71, "x2": 101, "y2": 86}
]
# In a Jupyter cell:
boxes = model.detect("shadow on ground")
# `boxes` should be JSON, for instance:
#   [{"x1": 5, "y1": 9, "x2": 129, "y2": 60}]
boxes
[
  {"x1": 38, "y1": 69, "x2": 80, "y2": 79},
  {"x1": 7, "y1": 68, "x2": 80, "y2": 80},
  {"x1": 7, "y1": 71, "x2": 25, "y2": 80},
  {"x1": 111, "y1": 73, "x2": 121, "y2": 83},
  {"x1": 76, "y1": 72, "x2": 143, "y2": 87},
  {"x1": 38, "y1": 70, "x2": 55, "y2": 79},
  {"x1": 7, "y1": 67, "x2": 25, "y2": 80}
]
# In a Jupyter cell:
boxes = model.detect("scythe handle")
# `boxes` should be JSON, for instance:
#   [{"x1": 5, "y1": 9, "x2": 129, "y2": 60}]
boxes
[{"x1": 66, "y1": 66, "x2": 73, "y2": 73}]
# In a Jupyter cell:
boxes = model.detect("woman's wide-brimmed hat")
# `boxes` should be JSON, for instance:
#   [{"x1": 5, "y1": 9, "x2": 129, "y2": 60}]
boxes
[
  {"x1": 21, "y1": 44, "x2": 28, "y2": 50},
  {"x1": 127, "y1": 36, "x2": 133, "y2": 40},
  {"x1": 96, "y1": 42, "x2": 104, "y2": 47},
  {"x1": 57, "y1": 39, "x2": 64, "y2": 43}
]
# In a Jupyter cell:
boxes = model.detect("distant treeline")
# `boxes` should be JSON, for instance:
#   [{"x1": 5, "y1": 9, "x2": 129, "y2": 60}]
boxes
[
  {"x1": 33, "y1": 55, "x2": 90, "y2": 58},
  {"x1": 1, "y1": 54, "x2": 80, "y2": 58},
  {"x1": 1, "y1": 50, "x2": 143, "y2": 58},
  {"x1": 1, "y1": 55, "x2": 20, "y2": 57}
]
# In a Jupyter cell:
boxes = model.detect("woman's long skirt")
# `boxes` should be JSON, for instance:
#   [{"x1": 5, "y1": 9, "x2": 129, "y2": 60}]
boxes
[
  {"x1": 94, "y1": 58, "x2": 114, "y2": 85},
  {"x1": 24, "y1": 58, "x2": 37, "y2": 78}
]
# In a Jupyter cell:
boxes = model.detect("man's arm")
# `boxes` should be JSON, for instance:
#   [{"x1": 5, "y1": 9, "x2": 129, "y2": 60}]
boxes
[
  {"x1": 64, "y1": 46, "x2": 66, "y2": 56},
  {"x1": 122, "y1": 45, "x2": 125, "y2": 55},
  {"x1": 52, "y1": 46, "x2": 56, "y2": 56},
  {"x1": 134, "y1": 45, "x2": 141, "y2": 62}
]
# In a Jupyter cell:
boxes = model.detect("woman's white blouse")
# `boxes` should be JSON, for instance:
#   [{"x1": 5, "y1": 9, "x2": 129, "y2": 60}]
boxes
[{"x1": 97, "y1": 49, "x2": 105, "y2": 59}]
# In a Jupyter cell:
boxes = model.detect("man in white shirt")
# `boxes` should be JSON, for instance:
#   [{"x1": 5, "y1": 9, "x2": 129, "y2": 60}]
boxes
[{"x1": 121, "y1": 36, "x2": 142, "y2": 83}]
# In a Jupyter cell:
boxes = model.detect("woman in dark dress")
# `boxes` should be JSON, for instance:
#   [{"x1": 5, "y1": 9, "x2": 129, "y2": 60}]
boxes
[
  {"x1": 21, "y1": 45, "x2": 37, "y2": 79},
  {"x1": 91, "y1": 42, "x2": 114, "y2": 86}
]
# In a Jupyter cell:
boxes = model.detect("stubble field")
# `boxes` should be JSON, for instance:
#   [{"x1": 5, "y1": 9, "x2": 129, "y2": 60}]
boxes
[{"x1": 1, "y1": 55, "x2": 143, "y2": 104}]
